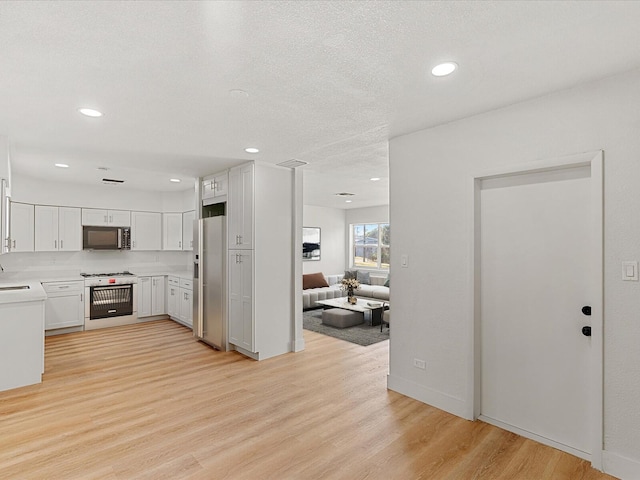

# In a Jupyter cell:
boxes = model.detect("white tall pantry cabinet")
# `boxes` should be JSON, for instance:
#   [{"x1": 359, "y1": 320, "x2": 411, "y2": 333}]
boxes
[{"x1": 227, "y1": 162, "x2": 293, "y2": 361}]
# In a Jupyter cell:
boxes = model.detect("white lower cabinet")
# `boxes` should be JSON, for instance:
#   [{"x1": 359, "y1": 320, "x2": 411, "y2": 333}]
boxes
[
  {"x1": 167, "y1": 277, "x2": 180, "y2": 318},
  {"x1": 137, "y1": 276, "x2": 166, "y2": 318},
  {"x1": 42, "y1": 281, "x2": 84, "y2": 331},
  {"x1": 228, "y1": 250, "x2": 254, "y2": 352},
  {"x1": 168, "y1": 276, "x2": 192, "y2": 328}
]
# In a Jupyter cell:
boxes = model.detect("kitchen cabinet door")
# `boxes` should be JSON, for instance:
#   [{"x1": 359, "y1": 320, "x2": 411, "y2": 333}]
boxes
[
  {"x1": 131, "y1": 212, "x2": 161, "y2": 251},
  {"x1": 167, "y1": 284, "x2": 179, "y2": 318},
  {"x1": 34, "y1": 205, "x2": 59, "y2": 252},
  {"x1": 182, "y1": 210, "x2": 195, "y2": 251},
  {"x1": 162, "y1": 213, "x2": 182, "y2": 250},
  {"x1": 10, "y1": 202, "x2": 34, "y2": 252},
  {"x1": 138, "y1": 276, "x2": 152, "y2": 318},
  {"x1": 151, "y1": 276, "x2": 166, "y2": 316},
  {"x1": 81, "y1": 208, "x2": 109, "y2": 226},
  {"x1": 58, "y1": 207, "x2": 82, "y2": 251},
  {"x1": 179, "y1": 287, "x2": 193, "y2": 328},
  {"x1": 108, "y1": 210, "x2": 130, "y2": 227},
  {"x1": 228, "y1": 164, "x2": 253, "y2": 250},
  {"x1": 228, "y1": 250, "x2": 254, "y2": 352}
]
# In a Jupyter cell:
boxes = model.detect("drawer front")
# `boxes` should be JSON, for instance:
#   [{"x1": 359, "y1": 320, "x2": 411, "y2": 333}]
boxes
[
  {"x1": 43, "y1": 281, "x2": 84, "y2": 294},
  {"x1": 168, "y1": 276, "x2": 180, "y2": 287},
  {"x1": 179, "y1": 278, "x2": 192, "y2": 290}
]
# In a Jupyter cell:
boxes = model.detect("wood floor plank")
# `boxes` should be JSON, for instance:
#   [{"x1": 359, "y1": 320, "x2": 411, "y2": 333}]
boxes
[{"x1": 0, "y1": 320, "x2": 616, "y2": 479}]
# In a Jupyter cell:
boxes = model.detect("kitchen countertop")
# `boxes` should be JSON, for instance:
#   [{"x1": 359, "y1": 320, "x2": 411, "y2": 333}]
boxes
[
  {"x1": 0, "y1": 268, "x2": 192, "y2": 282},
  {"x1": 0, "y1": 280, "x2": 47, "y2": 304}
]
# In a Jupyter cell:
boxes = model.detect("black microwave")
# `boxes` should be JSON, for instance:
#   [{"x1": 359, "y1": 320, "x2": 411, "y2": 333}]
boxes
[{"x1": 82, "y1": 226, "x2": 131, "y2": 250}]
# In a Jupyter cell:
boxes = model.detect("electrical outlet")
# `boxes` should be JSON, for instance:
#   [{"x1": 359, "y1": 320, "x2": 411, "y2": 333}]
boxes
[{"x1": 413, "y1": 358, "x2": 426, "y2": 370}]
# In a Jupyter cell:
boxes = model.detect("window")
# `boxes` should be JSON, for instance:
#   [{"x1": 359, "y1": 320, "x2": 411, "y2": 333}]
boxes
[{"x1": 351, "y1": 223, "x2": 390, "y2": 270}]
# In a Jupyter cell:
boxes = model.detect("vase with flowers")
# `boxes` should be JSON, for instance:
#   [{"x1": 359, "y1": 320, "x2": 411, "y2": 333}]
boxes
[{"x1": 340, "y1": 277, "x2": 360, "y2": 305}]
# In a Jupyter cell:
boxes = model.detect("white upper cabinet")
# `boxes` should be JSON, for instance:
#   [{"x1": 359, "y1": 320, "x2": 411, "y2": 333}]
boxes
[
  {"x1": 35, "y1": 206, "x2": 81, "y2": 252},
  {"x1": 9, "y1": 202, "x2": 34, "y2": 252},
  {"x1": 34, "y1": 205, "x2": 58, "y2": 252},
  {"x1": 82, "y1": 208, "x2": 130, "y2": 227},
  {"x1": 202, "y1": 172, "x2": 228, "y2": 201},
  {"x1": 228, "y1": 163, "x2": 254, "y2": 250},
  {"x1": 162, "y1": 213, "x2": 183, "y2": 251},
  {"x1": 131, "y1": 211, "x2": 161, "y2": 251},
  {"x1": 182, "y1": 210, "x2": 195, "y2": 251},
  {"x1": 58, "y1": 207, "x2": 82, "y2": 251}
]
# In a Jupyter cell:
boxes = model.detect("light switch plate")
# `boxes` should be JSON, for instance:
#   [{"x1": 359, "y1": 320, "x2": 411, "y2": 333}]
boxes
[{"x1": 622, "y1": 261, "x2": 638, "y2": 281}]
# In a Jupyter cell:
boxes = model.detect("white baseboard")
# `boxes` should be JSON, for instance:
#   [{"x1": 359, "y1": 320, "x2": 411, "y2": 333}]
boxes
[
  {"x1": 603, "y1": 451, "x2": 640, "y2": 479},
  {"x1": 387, "y1": 374, "x2": 470, "y2": 420},
  {"x1": 292, "y1": 337, "x2": 305, "y2": 352}
]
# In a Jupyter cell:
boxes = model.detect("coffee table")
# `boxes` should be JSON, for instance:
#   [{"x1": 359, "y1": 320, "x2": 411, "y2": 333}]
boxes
[{"x1": 315, "y1": 298, "x2": 388, "y2": 326}]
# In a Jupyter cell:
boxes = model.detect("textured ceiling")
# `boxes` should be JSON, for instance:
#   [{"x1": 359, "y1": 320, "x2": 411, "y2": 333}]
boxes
[{"x1": 2, "y1": 1, "x2": 640, "y2": 208}]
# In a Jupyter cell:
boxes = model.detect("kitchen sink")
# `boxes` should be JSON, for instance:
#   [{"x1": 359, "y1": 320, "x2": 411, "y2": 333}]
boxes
[{"x1": 0, "y1": 285, "x2": 30, "y2": 291}]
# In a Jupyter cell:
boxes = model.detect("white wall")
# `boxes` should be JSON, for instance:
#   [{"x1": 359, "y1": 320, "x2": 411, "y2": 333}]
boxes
[
  {"x1": 345, "y1": 205, "x2": 389, "y2": 225},
  {"x1": 302, "y1": 205, "x2": 345, "y2": 275},
  {"x1": 388, "y1": 67, "x2": 640, "y2": 476},
  {"x1": 12, "y1": 174, "x2": 194, "y2": 212}
]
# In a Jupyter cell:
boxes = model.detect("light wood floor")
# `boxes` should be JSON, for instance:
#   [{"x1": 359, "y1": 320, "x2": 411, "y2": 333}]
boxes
[{"x1": 0, "y1": 320, "x2": 615, "y2": 480}]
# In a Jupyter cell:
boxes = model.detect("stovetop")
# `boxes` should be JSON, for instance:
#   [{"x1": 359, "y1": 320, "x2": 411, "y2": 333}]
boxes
[{"x1": 80, "y1": 271, "x2": 135, "y2": 278}]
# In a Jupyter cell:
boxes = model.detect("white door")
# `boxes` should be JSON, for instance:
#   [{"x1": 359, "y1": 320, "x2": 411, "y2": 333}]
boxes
[{"x1": 480, "y1": 165, "x2": 594, "y2": 458}]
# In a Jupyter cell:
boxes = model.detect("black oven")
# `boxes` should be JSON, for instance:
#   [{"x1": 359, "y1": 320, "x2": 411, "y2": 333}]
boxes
[{"x1": 89, "y1": 284, "x2": 133, "y2": 319}]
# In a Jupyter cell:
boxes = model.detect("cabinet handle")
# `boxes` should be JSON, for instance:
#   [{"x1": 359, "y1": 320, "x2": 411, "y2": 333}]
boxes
[
  {"x1": 179, "y1": 241, "x2": 182, "y2": 248},
  {"x1": 104, "y1": 215, "x2": 108, "y2": 223},
  {"x1": 109, "y1": 215, "x2": 113, "y2": 223},
  {"x1": 60, "y1": 239, "x2": 63, "y2": 249},
  {"x1": 80, "y1": 294, "x2": 83, "y2": 302},
  {"x1": 12, "y1": 240, "x2": 15, "y2": 249},
  {"x1": 54, "y1": 240, "x2": 57, "y2": 249},
  {"x1": 59, "y1": 285, "x2": 69, "y2": 289}
]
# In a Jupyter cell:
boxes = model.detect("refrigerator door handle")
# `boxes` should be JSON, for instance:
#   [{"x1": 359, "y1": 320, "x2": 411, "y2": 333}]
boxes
[{"x1": 197, "y1": 219, "x2": 205, "y2": 338}]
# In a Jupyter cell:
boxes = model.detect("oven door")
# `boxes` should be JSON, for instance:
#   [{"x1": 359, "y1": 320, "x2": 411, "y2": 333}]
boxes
[{"x1": 89, "y1": 284, "x2": 133, "y2": 319}]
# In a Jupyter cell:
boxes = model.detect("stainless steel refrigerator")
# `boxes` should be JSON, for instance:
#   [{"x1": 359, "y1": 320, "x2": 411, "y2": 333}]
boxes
[{"x1": 193, "y1": 215, "x2": 227, "y2": 350}]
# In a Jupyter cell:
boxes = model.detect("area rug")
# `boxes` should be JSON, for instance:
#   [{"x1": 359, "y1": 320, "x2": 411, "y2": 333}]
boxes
[{"x1": 303, "y1": 309, "x2": 389, "y2": 346}]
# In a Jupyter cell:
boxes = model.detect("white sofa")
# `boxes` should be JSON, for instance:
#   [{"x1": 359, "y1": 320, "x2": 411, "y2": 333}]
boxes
[{"x1": 302, "y1": 273, "x2": 389, "y2": 310}]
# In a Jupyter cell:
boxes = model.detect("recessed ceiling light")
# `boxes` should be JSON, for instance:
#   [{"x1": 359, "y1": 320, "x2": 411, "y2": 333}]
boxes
[
  {"x1": 170, "y1": 178, "x2": 181, "y2": 183},
  {"x1": 370, "y1": 177, "x2": 380, "y2": 181},
  {"x1": 345, "y1": 200, "x2": 353, "y2": 203},
  {"x1": 78, "y1": 108, "x2": 103, "y2": 117},
  {"x1": 431, "y1": 62, "x2": 458, "y2": 77},
  {"x1": 245, "y1": 147, "x2": 259, "y2": 154},
  {"x1": 55, "y1": 163, "x2": 69, "y2": 168}
]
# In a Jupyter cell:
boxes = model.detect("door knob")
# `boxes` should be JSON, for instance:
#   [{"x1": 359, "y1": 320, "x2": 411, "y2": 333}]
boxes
[
  {"x1": 581, "y1": 306, "x2": 591, "y2": 316},
  {"x1": 582, "y1": 326, "x2": 592, "y2": 336}
]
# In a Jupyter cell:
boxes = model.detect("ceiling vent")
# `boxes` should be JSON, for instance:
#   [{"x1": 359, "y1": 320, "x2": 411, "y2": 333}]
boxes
[
  {"x1": 102, "y1": 178, "x2": 125, "y2": 185},
  {"x1": 277, "y1": 159, "x2": 308, "y2": 168},
  {"x1": 334, "y1": 192, "x2": 355, "y2": 197}
]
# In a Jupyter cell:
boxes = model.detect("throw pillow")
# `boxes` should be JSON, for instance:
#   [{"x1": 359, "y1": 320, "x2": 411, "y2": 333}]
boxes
[
  {"x1": 302, "y1": 272, "x2": 329, "y2": 290},
  {"x1": 356, "y1": 270, "x2": 370, "y2": 285},
  {"x1": 384, "y1": 275, "x2": 390, "y2": 287},
  {"x1": 343, "y1": 270, "x2": 358, "y2": 280}
]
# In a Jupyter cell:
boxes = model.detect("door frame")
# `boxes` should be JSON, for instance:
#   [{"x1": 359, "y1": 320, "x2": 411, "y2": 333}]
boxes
[{"x1": 469, "y1": 151, "x2": 603, "y2": 469}]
